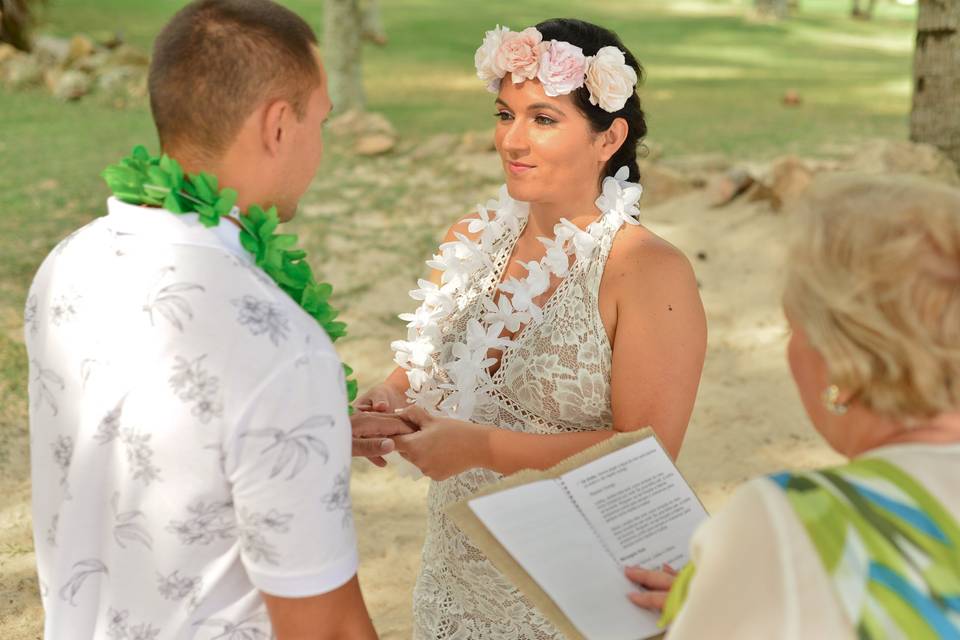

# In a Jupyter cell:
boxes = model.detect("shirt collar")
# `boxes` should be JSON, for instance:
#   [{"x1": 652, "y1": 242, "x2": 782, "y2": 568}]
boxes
[{"x1": 104, "y1": 196, "x2": 250, "y2": 262}]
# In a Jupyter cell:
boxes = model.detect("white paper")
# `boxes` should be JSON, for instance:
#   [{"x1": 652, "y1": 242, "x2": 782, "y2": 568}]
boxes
[
  {"x1": 561, "y1": 437, "x2": 706, "y2": 569},
  {"x1": 468, "y1": 436, "x2": 705, "y2": 639}
]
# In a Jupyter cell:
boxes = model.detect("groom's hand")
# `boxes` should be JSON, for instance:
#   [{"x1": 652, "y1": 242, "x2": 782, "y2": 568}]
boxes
[
  {"x1": 353, "y1": 383, "x2": 405, "y2": 414},
  {"x1": 351, "y1": 411, "x2": 417, "y2": 467}
]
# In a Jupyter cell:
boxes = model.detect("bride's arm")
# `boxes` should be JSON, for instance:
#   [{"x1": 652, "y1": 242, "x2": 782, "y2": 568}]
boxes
[{"x1": 393, "y1": 234, "x2": 707, "y2": 479}]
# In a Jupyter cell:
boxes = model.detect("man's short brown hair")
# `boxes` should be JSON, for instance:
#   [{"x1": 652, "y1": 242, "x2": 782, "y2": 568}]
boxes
[{"x1": 149, "y1": 0, "x2": 322, "y2": 158}]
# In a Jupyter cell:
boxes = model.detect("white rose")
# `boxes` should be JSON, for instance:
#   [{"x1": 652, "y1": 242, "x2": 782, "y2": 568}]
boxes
[
  {"x1": 475, "y1": 25, "x2": 510, "y2": 93},
  {"x1": 584, "y1": 46, "x2": 638, "y2": 112}
]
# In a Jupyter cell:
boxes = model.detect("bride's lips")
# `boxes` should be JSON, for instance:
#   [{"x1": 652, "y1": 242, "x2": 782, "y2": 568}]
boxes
[{"x1": 507, "y1": 161, "x2": 535, "y2": 175}]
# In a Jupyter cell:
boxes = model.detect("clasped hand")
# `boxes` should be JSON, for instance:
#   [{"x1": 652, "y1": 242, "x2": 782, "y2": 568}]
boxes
[{"x1": 351, "y1": 385, "x2": 491, "y2": 480}]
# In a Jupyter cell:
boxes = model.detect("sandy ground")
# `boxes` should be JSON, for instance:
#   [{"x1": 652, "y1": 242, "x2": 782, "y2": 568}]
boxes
[{"x1": 0, "y1": 153, "x2": 847, "y2": 638}]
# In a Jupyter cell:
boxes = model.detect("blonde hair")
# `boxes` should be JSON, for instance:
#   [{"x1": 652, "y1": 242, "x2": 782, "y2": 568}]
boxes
[{"x1": 784, "y1": 173, "x2": 960, "y2": 421}]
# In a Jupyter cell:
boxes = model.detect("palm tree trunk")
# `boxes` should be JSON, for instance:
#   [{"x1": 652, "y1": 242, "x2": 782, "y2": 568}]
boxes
[
  {"x1": 755, "y1": 0, "x2": 789, "y2": 19},
  {"x1": 0, "y1": 0, "x2": 40, "y2": 51},
  {"x1": 323, "y1": 0, "x2": 366, "y2": 112},
  {"x1": 910, "y1": 0, "x2": 960, "y2": 167}
]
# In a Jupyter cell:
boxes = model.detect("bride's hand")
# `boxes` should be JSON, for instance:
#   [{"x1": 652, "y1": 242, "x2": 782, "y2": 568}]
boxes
[
  {"x1": 391, "y1": 406, "x2": 493, "y2": 481},
  {"x1": 624, "y1": 564, "x2": 677, "y2": 611}
]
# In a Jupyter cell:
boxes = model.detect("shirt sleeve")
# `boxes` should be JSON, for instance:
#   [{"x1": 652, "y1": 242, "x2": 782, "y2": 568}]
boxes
[
  {"x1": 224, "y1": 349, "x2": 358, "y2": 598},
  {"x1": 665, "y1": 478, "x2": 851, "y2": 640}
]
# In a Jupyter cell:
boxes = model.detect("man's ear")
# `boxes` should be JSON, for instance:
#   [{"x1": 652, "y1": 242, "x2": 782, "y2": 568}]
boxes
[
  {"x1": 598, "y1": 117, "x2": 629, "y2": 163},
  {"x1": 261, "y1": 99, "x2": 291, "y2": 157}
]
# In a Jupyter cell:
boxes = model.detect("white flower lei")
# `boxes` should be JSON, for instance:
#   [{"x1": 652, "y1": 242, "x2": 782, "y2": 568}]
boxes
[{"x1": 391, "y1": 167, "x2": 642, "y2": 420}]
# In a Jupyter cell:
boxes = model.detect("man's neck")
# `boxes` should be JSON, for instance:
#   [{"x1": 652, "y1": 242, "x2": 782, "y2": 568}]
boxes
[{"x1": 168, "y1": 146, "x2": 263, "y2": 215}]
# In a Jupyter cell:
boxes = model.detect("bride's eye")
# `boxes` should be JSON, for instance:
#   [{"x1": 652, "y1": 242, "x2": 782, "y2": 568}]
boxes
[
  {"x1": 534, "y1": 114, "x2": 556, "y2": 126},
  {"x1": 494, "y1": 111, "x2": 514, "y2": 122}
]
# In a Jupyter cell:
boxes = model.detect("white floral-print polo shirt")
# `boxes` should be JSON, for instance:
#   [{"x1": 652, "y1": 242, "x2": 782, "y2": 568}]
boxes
[{"x1": 25, "y1": 197, "x2": 358, "y2": 639}]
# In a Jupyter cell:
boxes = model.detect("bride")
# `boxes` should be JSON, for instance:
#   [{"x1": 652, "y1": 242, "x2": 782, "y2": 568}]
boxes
[{"x1": 352, "y1": 18, "x2": 707, "y2": 639}]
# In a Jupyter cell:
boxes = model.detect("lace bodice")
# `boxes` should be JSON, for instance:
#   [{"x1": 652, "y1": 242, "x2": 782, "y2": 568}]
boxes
[{"x1": 413, "y1": 216, "x2": 619, "y2": 640}]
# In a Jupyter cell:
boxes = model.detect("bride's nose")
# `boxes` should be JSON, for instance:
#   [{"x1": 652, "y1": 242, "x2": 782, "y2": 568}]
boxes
[{"x1": 500, "y1": 119, "x2": 530, "y2": 157}]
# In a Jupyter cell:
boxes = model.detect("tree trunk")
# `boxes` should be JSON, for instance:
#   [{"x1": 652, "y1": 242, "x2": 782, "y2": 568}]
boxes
[
  {"x1": 323, "y1": 0, "x2": 366, "y2": 112},
  {"x1": 360, "y1": 0, "x2": 387, "y2": 46},
  {"x1": 755, "y1": 0, "x2": 789, "y2": 19},
  {"x1": 0, "y1": 0, "x2": 41, "y2": 51},
  {"x1": 851, "y1": 0, "x2": 878, "y2": 19},
  {"x1": 910, "y1": 0, "x2": 960, "y2": 168}
]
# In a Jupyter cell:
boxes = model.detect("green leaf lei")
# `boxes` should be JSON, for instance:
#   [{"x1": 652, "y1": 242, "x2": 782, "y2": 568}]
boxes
[{"x1": 102, "y1": 145, "x2": 358, "y2": 407}]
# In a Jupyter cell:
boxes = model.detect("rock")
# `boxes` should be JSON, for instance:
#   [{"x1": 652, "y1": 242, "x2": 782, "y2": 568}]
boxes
[
  {"x1": 107, "y1": 44, "x2": 150, "y2": 68},
  {"x1": 743, "y1": 181, "x2": 778, "y2": 206},
  {"x1": 327, "y1": 109, "x2": 395, "y2": 138},
  {"x1": 782, "y1": 89, "x2": 802, "y2": 106},
  {"x1": 410, "y1": 133, "x2": 458, "y2": 161},
  {"x1": 354, "y1": 134, "x2": 396, "y2": 156},
  {"x1": 96, "y1": 65, "x2": 145, "y2": 93},
  {"x1": 453, "y1": 152, "x2": 504, "y2": 182},
  {"x1": 33, "y1": 35, "x2": 71, "y2": 68},
  {"x1": 639, "y1": 164, "x2": 694, "y2": 207},
  {"x1": 53, "y1": 70, "x2": 91, "y2": 100},
  {"x1": 641, "y1": 140, "x2": 664, "y2": 162},
  {"x1": 4, "y1": 55, "x2": 43, "y2": 88},
  {"x1": 67, "y1": 34, "x2": 96, "y2": 64},
  {"x1": 847, "y1": 139, "x2": 960, "y2": 186},
  {"x1": 0, "y1": 43, "x2": 18, "y2": 65},
  {"x1": 768, "y1": 155, "x2": 813, "y2": 209},
  {"x1": 458, "y1": 129, "x2": 495, "y2": 153},
  {"x1": 707, "y1": 168, "x2": 755, "y2": 207},
  {"x1": 76, "y1": 51, "x2": 111, "y2": 74},
  {"x1": 43, "y1": 68, "x2": 63, "y2": 91},
  {"x1": 91, "y1": 30, "x2": 124, "y2": 49}
]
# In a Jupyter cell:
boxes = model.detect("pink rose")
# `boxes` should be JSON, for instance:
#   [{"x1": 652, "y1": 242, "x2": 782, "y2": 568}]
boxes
[
  {"x1": 475, "y1": 25, "x2": 510, "y2": 93},
  {"x1": 584, "y1": 46, "x2": 638, "y2": 112},
  {"x1": 495, "y1": 27, "x2": 543, "y2": 84},
  {"x1": 536, "y1": 40, "x2": 587, "y2": 97}
]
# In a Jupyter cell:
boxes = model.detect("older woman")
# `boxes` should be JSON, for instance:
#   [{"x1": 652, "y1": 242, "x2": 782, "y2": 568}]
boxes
[{"x1": 628, "y1": 173, "x2": 960, "y2": 639}]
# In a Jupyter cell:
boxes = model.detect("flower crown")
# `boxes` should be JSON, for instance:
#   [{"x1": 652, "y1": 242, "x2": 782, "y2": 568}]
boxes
[{"x1": 474, "y1": 25, "x2": 638, "y2": 113}]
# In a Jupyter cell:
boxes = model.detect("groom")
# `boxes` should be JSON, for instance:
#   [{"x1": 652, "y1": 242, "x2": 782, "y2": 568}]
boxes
[{"x1": 25, "y1": 1, "x2": 404, "y2": 637}]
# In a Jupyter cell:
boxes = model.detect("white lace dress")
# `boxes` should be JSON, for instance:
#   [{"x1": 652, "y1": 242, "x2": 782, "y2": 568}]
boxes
[{"x1": 411, "y1": 206, "x2": 623, "y2": 639}]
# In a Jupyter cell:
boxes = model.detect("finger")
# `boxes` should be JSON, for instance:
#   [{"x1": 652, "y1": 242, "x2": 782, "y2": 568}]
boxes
[
  {"x1": 372, "y1": 399, "x2": 391, "y2": 412},
  {"x1": 624, "y1": 566, "x2": 676, "y2": 591},
  {"x1": 394, "y1": 405, "x2": 431, "y2": 428},
  {"x1": 368, "y1": 456, "x2": 388, "y2": 467},
  {"x1": 627, "y1": 590, "x2": 669, "y2": 611},
  {"x1": 352, "y1": 437, "x2": 395, "y2": 458},
  {"x1": 662, "y1": 563, "x2": 678, "y2": 576},
  {"x1": 392, "y1": 432, "x2": 422, "y2": 452},
  {"x1": 352, "y1": 413, "x2": 416, "y2": 438}
]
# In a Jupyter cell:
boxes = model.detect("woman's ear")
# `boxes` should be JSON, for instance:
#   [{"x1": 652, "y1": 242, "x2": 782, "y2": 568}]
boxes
[
  {"x1": 261, "y1": 99, "x2": 291, "y2": 156},
  {"x1": 598, "y1": 117, "x2": 629, "y2": 163}
]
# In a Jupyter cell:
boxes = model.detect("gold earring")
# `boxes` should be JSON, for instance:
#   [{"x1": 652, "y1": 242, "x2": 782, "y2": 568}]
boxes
[{"x1": 822, "y1": 384, "x2": 848, "y2": 416}]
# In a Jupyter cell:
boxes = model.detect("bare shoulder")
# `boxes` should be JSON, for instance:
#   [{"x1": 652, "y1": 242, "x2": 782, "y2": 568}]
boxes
[
  {"x1": 440, "y1": 213, "x2": 484, "y2": 244},
  {"x1": 604, "y1": 224, "x2": 697, "y2": 289}
]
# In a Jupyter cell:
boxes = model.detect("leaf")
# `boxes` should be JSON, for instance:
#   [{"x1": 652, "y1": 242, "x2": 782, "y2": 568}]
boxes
[
  {"x1": 58, "y1": 559, "x2": 108, "y2": 605},
  {"x1": 216, "y1": 188, "x2": 238, "y2": 214},
  {"x1": 153, "y1": 301, "x2": 184, "y2": 332},
  {"x1": 159, "y1": 282, "x2": 204, "y2": 295},
  {"x1": 270, "y1": 443, "x2": 296, "y2": 479},
  {"x1": 163, "y1": 192, "x2": 183, "y2": 213},
  {"x1": 114, "y1": 522, "x2": 154, "y2": 549}
]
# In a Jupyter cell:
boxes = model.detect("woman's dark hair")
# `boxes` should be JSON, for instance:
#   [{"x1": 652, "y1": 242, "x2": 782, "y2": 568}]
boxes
[{"x1": 535, "y1": 18, "x2": 647, "y2": 183}]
